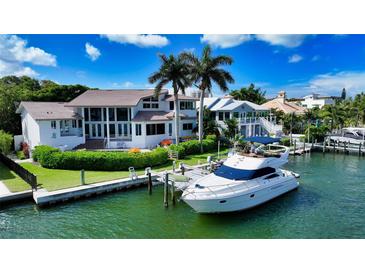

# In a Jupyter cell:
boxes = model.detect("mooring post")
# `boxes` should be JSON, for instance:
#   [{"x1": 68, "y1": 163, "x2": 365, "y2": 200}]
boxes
[
  {"x1": 145, "y1": 167, "x2": 152, "y2": 195},
  {"x1": 359, "y1": 143, "x2": 362, "y2": 156},
  {"x1": 172, "y1": 161, "x2": 176, "y2": 173},
  {"x1": 333, "y1": 140, "x2": 336, "y2": 152},
  {"x1": 164, "y1": 172, "x2": 169, "y2": 208},
  {"x1": 80, "y1": 169, "x2": 85, "y2": 185},
  {"x1": 217, "y1": 140, "x2": 221, "y2": 160},
  {"x1": 303, "y1": 139, "x2": 306, "y2": 153},
  {"x1": 180, "y1": 163, "x2": 185, "y2": 176},
  {"x1": 323, "y1": 138, "x2": 326, "y2": 153},
  {"x1": 344, "y1": 141, "x2": 347, "y2": 154},
  {"x1": 171, "y1": 179, "x2": 176, "y2": 205},
  {"x1": 293, "y1": 139, "x2": 296, "y2": 156}
]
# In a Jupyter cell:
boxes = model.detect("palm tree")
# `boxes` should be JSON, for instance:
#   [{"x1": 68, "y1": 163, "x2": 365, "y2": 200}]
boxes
[
  {"x1": 230, "y1": 83, "x2": 267, "y2": 104},
  {"x1": 148, "y1": 54, "x2": 191, "y2": 145},
  {"x1": 181, "y1": 45, "x2": 234, "y2": 152}
]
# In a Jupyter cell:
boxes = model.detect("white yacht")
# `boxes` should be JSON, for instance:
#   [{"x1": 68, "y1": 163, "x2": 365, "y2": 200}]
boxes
[
  {"x1": 329, "y1": 127, "x2": 365, "y2": 145},
  {"x1": 181, "y1": 137, "x2": 299, "y2": 214}
]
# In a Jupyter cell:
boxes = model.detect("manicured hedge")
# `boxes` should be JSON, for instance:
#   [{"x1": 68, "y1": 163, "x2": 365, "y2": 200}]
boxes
[
  {"x1": 33, "y1": 145, "x2": 168, "y2": 171},
  {"x1": 168, "y1": 136, "x2": 218, "y2": 158}
]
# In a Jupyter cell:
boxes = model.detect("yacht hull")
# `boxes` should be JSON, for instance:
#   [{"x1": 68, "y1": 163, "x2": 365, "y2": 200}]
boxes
[{"x1": 183, "y1": 177, "x2": 299, "y2": 214}]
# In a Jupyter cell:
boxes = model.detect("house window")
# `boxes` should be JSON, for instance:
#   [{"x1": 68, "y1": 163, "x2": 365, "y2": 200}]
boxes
[
  {"x1": 123, "y1": 124, "x2": 128, "y2": 136},
  {"x1": 90, "y1": 108, "x2": 102, "y2": 121},
  {"x1": 72, "y1": 120, "x2": 77, "y2": 128},
  {"x1": 108, "y1": 108, "x2": 115, "y2": 121},
  {"x1": 168, "y1": 123, "x2": 172, "y2": 136},
  {"x1": 135, "y1": 124, "x2": 142, "y2": 136},
  {"x1": 84, "y1": 108, "x2": 89, "y2": 121},
  {"x1": 143, "y1": 97, "x2": 159, "y2": 109},
  {"x1": 116, "y1": 108, "x2": 128, "y2": 121},
  {"x1": 170, "y1": 101, "x2": 174, "y2": 110},
  {"x1": 108, "y1": 124, "x2": 115, "y2": 138},
  {"x1": 233, "y1": 112, "x2": 239, "y2": 119},
  {"x1": 183, "y1": 123, "x2": 193, "y2": 130},
  {"x1": 51, "y1": 120, "x2": 56, "y2": 129},
  {"x1": 224, "y1": 112, "x2": 230, "y2": 120},
  {"x1": 180, "y1": 101, "x2": 194, "y2": 110},
  {"x1": 218, "y1": 112, "x2": 224, "y2": 121},
  {"x1": 103, "y1": 108, "x2": 107, "y2": 121},
  {"x1": 146, "y1": 123, "x2": 165, "y2": 136}
]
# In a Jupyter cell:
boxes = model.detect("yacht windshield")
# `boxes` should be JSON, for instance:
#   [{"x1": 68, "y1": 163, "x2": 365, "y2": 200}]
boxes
[{"x1": 214, "y1": 165, "x2": 276, "y2": 180}]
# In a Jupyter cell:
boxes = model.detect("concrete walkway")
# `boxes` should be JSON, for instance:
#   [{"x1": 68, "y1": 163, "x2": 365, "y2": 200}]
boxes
[
  {"x1": 0, "y1": 181, "x2": 33, "y2": 204},
  {"x1": 0, "y1": 181, "x2": 11, "y2": 195}
]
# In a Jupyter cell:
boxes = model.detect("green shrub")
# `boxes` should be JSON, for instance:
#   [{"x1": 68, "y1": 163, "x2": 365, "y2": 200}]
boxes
[
  {"x1": 0, "y1": 130, "x2": 13, "y2": 155},
  {"x1": 33, "y1": 145, "x2": 60, "y2": 162},
  {"x1": 280, "y1": 137, "x2": 291, "y2": 146},
  {"x1": 33, "y1": 145, "x2": 168, "y2": 171},
  {"x1": 16, "y1": 150, "x2": 26, "y2": 160},
  {"x1": 168, "y1": 144, "x2": 186, "y2": 158},
  {"x1": 168, "y1": 137, "x2": 218, "y2": 159}
]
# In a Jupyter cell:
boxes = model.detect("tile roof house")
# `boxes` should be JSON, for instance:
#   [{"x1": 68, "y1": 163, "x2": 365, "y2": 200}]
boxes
[
  {"x1": 261, "y1": 91, "x2": 306, "y2": 114},
  {"x1": 17, "y1": 89, "x2": 198, "y2": 150}
]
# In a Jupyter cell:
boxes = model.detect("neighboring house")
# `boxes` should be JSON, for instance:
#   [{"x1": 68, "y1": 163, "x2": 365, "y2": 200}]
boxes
[
  {"x1": 262, "y1": 91, "x2": 306, "y2": 115},
  {"x1": 201, "y1": 95, "x2": 283, "y2": 137},
  {"x1": 16, "y1": 89, "x2": 198, "y2": 150},
  {"x1": 300, "y1": 93, "x2": 337, "y2": 109}
]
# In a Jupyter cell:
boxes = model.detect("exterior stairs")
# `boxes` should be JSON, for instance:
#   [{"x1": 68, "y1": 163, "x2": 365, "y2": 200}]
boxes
[{"x1": 259, "y1": 117, "x2": 283, "y2": 137}]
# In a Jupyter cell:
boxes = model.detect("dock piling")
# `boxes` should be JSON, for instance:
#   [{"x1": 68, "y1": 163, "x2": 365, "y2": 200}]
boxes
[
  {"x1": 171, "y1": 179, "x2": 176, "y2": 205},
  {"x1": 164, "y1": 172, "x2": 169, "y2": 208},
  {"x1": 359, "y1": 143, "x2": 362, "y2": 156},
  {"x1": 147, "y1": 168, "x2": 152, "y2": 195},
  {"x1": 80, "y1": 169, "x2": 85, "y2": 185},
  {"x1": 293, "y1": 140, "x2": 296, "y2": 156}
]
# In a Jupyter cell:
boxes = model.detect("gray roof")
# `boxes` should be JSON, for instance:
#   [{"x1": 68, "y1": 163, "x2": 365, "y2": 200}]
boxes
[
  {"x1": 204, "y1": 97, "x2": 268, "y2": 111},
  {"x1": 132, "y1": 111, "x2": 196, "y2": 122},
  {"x1": 66, "y1": 89, "x2": 168, "y2": 107},
  {"x1": 16, "y1": 102, "x2": 82, "y2": 120},
  {"x1": 165, "y1": 94, "x2": 199, "y2": 101}
]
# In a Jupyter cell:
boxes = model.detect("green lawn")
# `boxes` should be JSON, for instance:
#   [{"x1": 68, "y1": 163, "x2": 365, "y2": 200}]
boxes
[
  {"x1": 0, "y1": 162, "x2": 31, "y2": 192},
  {"x1": 1, "y1": 148, "x2": 230, "y2": 193}
]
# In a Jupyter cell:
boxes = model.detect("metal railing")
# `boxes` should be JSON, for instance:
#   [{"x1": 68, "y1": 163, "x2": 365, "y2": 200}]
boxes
[{"x1": 0, "y1": 153, "x2": 38, "y2": 190}]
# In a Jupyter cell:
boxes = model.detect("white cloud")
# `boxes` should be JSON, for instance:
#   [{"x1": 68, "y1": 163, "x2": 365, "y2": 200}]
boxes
[
  {"x1": 102, "y1": 34, "x2": 169, "y2": 48},
  {"x1": 269, "y1": 70, "x2": 365, "y2": 98},
  {"x1": 311, "y1": 55, "x2": 320, "y2": 62},
  {"x1": 123, "y1": 81, "x2": 134, "y2": 88},
  {"x1": 85, "y1": 43, "x2": 101, "y2": 61},
  {"x1": 288, "y1": 54, "x2": 303, "y2": 63},
  {"x1": 308, "y1": 71, "x2": 365, "y2": 94},
  {"x1": 200, "y1": 34, "x2": 252, "y2": 48},
  {"x1": 255, "y1": 34, "x2": 309, "y2": 48},
  {"x1": 0, "y1": 35, "x2": 56, "y2": 77},
  {"x1": 0, "y1": 59, "x2": 38, "y2": 77}
]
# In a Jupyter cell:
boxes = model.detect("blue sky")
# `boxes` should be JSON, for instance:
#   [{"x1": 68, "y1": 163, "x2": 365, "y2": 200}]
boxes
[{"x1": 1, "y1": 34, "x2": 365, "y2": 98}]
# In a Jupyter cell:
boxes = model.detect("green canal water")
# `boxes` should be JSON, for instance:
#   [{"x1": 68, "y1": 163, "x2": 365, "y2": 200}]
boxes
[{"x1": 1, "y1": 152, "x2": 365, "y2": 239}]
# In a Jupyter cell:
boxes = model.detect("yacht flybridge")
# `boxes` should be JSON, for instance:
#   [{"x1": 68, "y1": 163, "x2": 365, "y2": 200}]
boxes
[{"x1": 181, "y1": 137, "x2": 299, "y2": 214}]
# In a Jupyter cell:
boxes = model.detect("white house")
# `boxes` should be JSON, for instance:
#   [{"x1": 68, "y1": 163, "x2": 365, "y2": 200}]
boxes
[
  {"x1": 16, "y1": 89, "x2": 198, "y2": 150},
  {"x1": 201, "y1": 96, "x2": 283, "y2": 137},
  {"x1": 301, "y1": 93, "x2": 337, "y2": 109}
]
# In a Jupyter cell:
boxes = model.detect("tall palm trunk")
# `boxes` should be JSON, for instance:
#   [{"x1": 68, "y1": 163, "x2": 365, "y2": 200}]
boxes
[
  {"x1": 174, "y1": 93, "x2": 180, "y2": 145},
  {"x1": 198, "y1": 89, "x2": 205, "y2": 153}
]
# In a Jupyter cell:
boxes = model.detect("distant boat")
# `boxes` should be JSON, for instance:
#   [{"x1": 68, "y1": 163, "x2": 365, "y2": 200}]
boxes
[
  {"x1": 329, "y1": 127, "x2": 365, "y2": 145},
  {"x1": 181, "y1": 137, "x2": 299, "y2": 214}
]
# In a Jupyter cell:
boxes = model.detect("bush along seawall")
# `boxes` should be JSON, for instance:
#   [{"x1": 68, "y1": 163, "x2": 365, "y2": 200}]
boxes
[{"x1": 32, "y1": 135, "x2": 221, "y2": 171}]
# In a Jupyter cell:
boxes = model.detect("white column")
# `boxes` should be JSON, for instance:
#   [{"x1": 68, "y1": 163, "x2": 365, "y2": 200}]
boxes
[
  {"x1": 106, "y1": 107, "x2": 110, "y2": 148},
  {"x1": 82, "y1": 108, "x2": 86, "y2": 142}
]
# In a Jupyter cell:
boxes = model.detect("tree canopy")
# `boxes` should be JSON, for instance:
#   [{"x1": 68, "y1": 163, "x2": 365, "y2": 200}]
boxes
[
  {"x1": 230, "y1": 83, "x2": 267, "y2": 104},
  {"x1": 0, "y1": 76, "x2": 90, "y2": 135}
]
